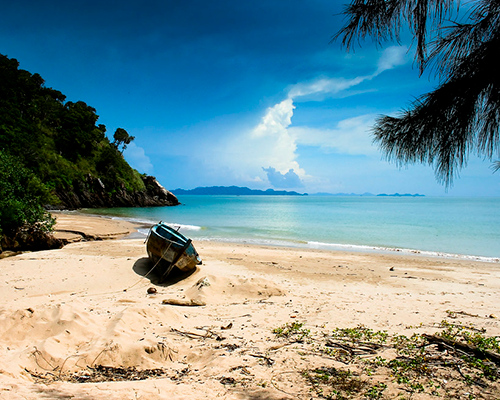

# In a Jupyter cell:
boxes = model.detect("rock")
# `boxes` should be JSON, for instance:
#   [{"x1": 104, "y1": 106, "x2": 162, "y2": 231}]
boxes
[
  {"x1": 53, "y1": 175, "x2": 180, "y2": 209},
  {"x1": 1, "y1": 227, "x2": 64, "y2": 253},
  {"x1": 147, "y1": 287, "x2": 157, "y2": 295}
]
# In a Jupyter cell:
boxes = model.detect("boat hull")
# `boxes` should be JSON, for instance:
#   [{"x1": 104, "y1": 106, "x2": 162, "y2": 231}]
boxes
[{"x1": 146, "y1": 223, "x2": 201, "y2": 281}]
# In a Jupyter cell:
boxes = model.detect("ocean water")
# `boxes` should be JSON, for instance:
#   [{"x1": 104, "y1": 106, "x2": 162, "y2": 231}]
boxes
[{"x1": 80, "y1": 196, "x2": 500, "y2": 262}]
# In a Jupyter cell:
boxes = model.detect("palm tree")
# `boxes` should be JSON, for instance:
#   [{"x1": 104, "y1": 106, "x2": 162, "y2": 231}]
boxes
[{"x1": 333, "y1": 0, "x2": 500, "y2": 186}]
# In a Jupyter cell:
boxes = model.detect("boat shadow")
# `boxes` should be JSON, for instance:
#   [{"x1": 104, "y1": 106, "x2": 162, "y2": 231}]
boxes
[{"x1": 133, "y1": 257, "x2": 198, "y2": 287}]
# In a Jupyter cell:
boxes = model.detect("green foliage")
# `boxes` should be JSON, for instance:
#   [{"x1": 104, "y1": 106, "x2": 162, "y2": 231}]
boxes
[
  {"x1": 56, "y1": 101, "x2": 104, "y2": 161},
  {"x1": 334, "y1": 0, "x2": 500, "y2": 185},
  {"x1": 0, "y1": 53, "x2": 148, "y2": 214},
  {"x1": 303, "y1": 367, "x2": 367, "y2": 399},
  {"x1": 270, "y1": 322, "x2": 500, "y2": 399},
  {"x1": 272, "y1": 321, "x2": 311, "y2": 342},
  {"x1": 112, "y1": 127, "x2": 135, "y2": 153},
  {"x1": 364, "y1": 383, "x2": 387, "y2": 399},
  {"x1": 0, "y1": 151, "x2": 55, "y2": 237},
  {"x1": 95, "y1": 145, "x2": 145, "y2": 193},
  {"x1": 438, "y1": 320, "x2": 500, "y2": 381},
  {"x1": 331, "y1": 325, "x2": 389, "y2": 345},
  {"x1": 439, "y1": 320, "x2": 500, "y2": 355}
]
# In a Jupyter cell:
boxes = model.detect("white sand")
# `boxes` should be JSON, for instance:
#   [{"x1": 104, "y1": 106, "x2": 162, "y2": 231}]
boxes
[{"x1": 0, "y1": 214, "x2": 498, "y2": 399}]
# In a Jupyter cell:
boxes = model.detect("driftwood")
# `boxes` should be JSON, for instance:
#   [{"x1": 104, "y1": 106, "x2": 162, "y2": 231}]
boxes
[
  {"x1": 423, "y1": 334, "x2": 500, "y2": 366},
  {"x1": 170, "y1": 327, "x2": 223, "y2": 341},
  {"x1": 249, "y1": 353, "x2": 275, "y2": 366},
  {"x1": 162, "y1": 298, "x2": 206, "y2": 307}
]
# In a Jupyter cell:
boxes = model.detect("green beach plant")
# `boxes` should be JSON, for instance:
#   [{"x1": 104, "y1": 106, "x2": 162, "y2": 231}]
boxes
[
  {"x1": 302, "y1": 367, "x2": 367, "y2": 399},
  {"x1": 272, "y1": 321, "x2": 311, "y2": 342},
  {"x1": 270, "y1": 321, "x2": 500, "y2": 398}
]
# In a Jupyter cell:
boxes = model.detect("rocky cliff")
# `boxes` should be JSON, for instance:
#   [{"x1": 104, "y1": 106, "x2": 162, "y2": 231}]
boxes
[{"x1": 53, "y1": 175, "x2": 180, "y2": 209}]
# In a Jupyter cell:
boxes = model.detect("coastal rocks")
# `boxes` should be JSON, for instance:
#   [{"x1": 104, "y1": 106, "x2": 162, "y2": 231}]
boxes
[
  {"x1": 53, "y1": 174, "x2": 180, "y2": 209},
  {"x1": 0, "y1": 226, "x2": 64, "y2": 254},
  {"x1": 137, "y1": 175, "x2": 180, "y2": 207}
]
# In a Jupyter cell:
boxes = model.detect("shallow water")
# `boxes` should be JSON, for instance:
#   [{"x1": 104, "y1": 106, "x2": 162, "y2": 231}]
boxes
[{"x1": 81, "y1": 195, "x2": 500, "y2": 261}]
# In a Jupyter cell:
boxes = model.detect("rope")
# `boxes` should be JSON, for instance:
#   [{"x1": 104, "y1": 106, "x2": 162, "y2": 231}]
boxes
[{"x1": 123, "y1": 234, "x2": 174, "y2": 291}]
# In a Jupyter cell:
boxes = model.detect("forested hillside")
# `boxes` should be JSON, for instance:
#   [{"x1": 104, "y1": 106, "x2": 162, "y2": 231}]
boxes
[{"x1": 0, "y1": 54, "x2": 177, "y2": 250}]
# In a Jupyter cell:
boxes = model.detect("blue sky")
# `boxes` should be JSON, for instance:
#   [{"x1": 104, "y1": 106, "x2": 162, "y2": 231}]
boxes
[{"x1": 2, "y1": 0, "x2": 499, "y2": 195}]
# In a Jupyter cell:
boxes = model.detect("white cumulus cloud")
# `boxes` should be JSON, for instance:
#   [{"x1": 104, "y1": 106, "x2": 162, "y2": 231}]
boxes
[
  {"x1": 221, "y1": 46, "x2": 408, "y2": 188},
  {"x1": 263, "y1": 166, "x2": 304, "y2": 188},
  {"x1": 252, "y1": 98, "x2": 295, "y2": 137}
]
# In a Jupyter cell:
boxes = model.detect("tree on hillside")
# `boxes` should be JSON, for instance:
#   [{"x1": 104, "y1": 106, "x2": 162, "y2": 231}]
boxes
[
  {"x1": 113, "y1": 128, "x2": 135, "y2": 153},
  {"x1": 333, "y1": 0, "x2": 500, "y2": 185},
  {"x1": 0, "y1": 151, "x2": 54, "y2": 241},
  {"x1": 57, "y1": 101, "x2": 106, "y2": 161}
]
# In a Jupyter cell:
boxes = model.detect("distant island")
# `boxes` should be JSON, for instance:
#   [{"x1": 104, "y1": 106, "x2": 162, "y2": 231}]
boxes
[
  {"x1": 312, "y1": 192, "x2": 425, "y2": 197},
  {"x1": 376, "y1": 193, "x2": 425, "y2": 197},
  {"x1": 312, "y1": 192, "x2": 375, "y2": 196},
  {"x1": 171, "y1": 186, "x2": 307, "y2": 196},
  {"x1": 171, "y1": 186, "x2": 425, "y2": 197}
]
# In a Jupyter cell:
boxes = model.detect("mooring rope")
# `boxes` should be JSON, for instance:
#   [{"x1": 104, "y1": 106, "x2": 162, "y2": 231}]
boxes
[{"x1": 123, "y1": 232, "x2": 174, "y2": 291}]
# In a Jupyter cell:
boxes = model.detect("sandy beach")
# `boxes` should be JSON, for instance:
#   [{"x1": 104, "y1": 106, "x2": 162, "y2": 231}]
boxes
[{"x1": 0, "y1": 213, "x2": 499, "y2": 399}]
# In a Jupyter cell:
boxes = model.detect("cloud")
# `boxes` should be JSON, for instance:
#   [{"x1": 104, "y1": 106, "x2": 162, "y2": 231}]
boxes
[
  {"x1": 219, "y1": 46, "x2": 408, "y2": 188},
  {"x1": 375, "y1": 46, "x2": 408, "y2": 74},
  {"x1": 263, "y1": 167, "x2": 304, "y2": 188},
  {"x1": 287, "y1": 46, "x2": 408, "y2": 102},
  {"x1": 244, "y1": 98, "x2": 305, "y2": 177},
  {"x1": 124, "y1": 142, "x2": 154, "y2": 174},
  {"x1": 253, "y1": 98, "x2": 295, "y2": 137},
  {"x1": 287, "y1": 76, "x2": 367, "y2": 100},
  {"x1": 289, "y1": 114, "x2": 379, "y2": 155}
]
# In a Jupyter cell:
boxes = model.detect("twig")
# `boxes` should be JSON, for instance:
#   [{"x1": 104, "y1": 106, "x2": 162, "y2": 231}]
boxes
[
  {"x1": 326, "y1": 339, "x2": 382, "y2": 355},
  {"x1": 249, "y1": 353, "x2": 274, "y2": 366},
  {"x1": 30, "y1": 347, "x2": 57, "y2": 371},
  {"x1": 170, "y1": 327, "x2": 223, "y2": 341},
  {"x1": 423, "y1": 334, "x2": 500, "y2": 365},
  {"x1": 91, "y1": 347, "x2": 111, "y2": 367},
  {"x1": 268, "y1": 342, "x2": 296, "y2": 351},
  {"x1": 270, "y1": 371, "x2": 301, "y2": 399},
  {"x1": 454, "y1": 363, "x2": 488, "y2": 388},
  {"x1": 59, "y1": 354, "x2": 83, "y2": 379}
]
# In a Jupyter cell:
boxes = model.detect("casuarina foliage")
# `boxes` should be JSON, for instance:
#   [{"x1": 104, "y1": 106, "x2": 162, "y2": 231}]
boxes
[{"x1": 334, "y1": 0, "x2": 500, "y2": 185}]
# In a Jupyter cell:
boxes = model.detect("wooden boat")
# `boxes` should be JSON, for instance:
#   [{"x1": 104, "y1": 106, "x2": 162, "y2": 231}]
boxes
[{"x1": 146, "y1": 222, "x2": 201, "y2": 282}]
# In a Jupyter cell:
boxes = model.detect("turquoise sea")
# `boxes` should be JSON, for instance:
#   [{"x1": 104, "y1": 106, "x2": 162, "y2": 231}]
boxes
[{"x1": 80, "y1": 196, "x2": 500, "y2": 262}]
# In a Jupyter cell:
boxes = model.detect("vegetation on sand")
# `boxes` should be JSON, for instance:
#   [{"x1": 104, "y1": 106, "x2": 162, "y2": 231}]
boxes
[{"x1": 272, "y1": 320, "x2": 500, "y2": 398}]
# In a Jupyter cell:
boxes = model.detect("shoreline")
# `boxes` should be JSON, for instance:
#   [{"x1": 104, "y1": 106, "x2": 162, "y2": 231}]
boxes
[
  {"x1": 1, "y1": 212, "x2": 499, "y2": 398},
  {"x1": 51, "y1": 210, "x2": 147, "y2": 242},
  {"x1": 67, "y1": 209, "x2": 500, "y2": 263}
]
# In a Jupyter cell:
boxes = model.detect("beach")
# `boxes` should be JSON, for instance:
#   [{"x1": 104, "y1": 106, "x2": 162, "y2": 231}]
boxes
[{"x1": 1, "y1": 213, "x2": 499, "y2": 399}]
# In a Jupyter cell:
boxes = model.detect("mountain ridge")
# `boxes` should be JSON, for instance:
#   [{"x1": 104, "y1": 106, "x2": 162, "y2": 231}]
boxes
[
  {"x1": 172, "y1": 186, "x2": 307, "y2": 196},
  {"x1": 172, "y1": 186, "x2": 425, "y2": 197}
]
